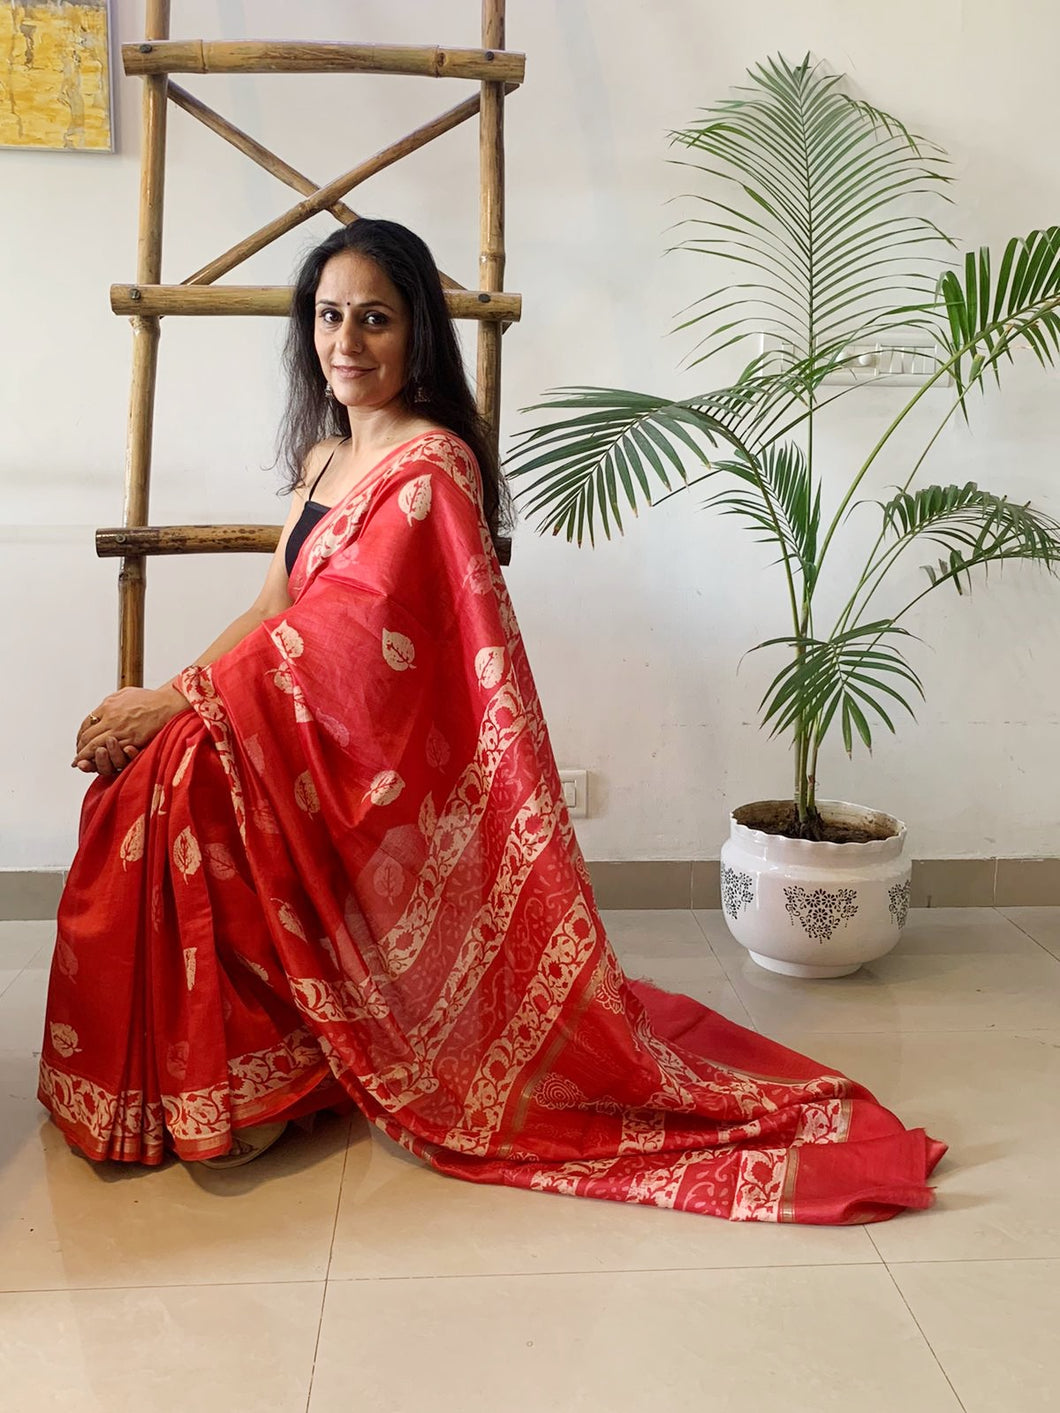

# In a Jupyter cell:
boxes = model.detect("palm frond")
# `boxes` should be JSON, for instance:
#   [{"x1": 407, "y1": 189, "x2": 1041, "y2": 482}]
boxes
[
  {"x1": 756, "y1": 622, "x2": 923, "y2": 754},
  {"x1": 669, "y1": 53, "x2": 952, "y2": 368},
  {"x1": 880, "y1": 482, "x2": 1060, "y2": 595},
  {"x1": 707, "y1": 442, "x2": 820, "y2": 588},
  {"x1": 506, "y1": 388, "x2": 735, "y2": 545},
  {"x1": 936, "y1": 228, "x2": 1060, "y2": 405}
]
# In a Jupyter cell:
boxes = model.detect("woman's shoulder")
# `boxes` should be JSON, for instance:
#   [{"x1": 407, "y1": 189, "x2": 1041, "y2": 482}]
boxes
[
  {"x1": 389, "y1": 428, "x2": 482, "y2": 509},
  {"x1": 295, "y1": 435, "x2": 347, "y2": 495},
  {"x1": 401, "y1": 425, "x2": 478, "y2": 469}
]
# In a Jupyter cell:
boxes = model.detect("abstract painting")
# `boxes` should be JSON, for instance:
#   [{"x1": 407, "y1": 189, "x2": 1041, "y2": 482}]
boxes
[{"x1": 0, "y1": 1, "x2": 113, "y2": 152}]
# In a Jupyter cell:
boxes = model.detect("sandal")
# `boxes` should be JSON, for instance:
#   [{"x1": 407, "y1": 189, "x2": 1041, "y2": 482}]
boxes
[{"x1": 198, "y1": 1121, "x2": 288, "y2": 1169}]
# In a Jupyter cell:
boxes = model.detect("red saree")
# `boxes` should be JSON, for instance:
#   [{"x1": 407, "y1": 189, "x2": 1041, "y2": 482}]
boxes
[{"x1": 40, "y1": 431, "x2": 945, "y2": 1223}]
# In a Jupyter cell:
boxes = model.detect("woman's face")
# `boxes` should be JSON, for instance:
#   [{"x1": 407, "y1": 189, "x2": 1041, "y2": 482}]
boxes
[{"x1": 313, "y1": 250, "x2": 411, "y2": 413}]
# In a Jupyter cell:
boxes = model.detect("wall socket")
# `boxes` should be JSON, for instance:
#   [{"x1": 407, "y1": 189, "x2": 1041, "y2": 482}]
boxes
[{"x1": 558, "y1": 769, "x2": 589, "y2": 819}]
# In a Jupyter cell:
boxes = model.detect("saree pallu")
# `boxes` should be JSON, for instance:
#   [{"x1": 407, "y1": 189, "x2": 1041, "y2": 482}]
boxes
[{"x1": 40, "y1": 431, "x2": 945, "y2": 1223}]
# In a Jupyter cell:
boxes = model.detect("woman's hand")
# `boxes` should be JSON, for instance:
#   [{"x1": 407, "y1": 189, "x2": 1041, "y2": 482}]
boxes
[{"x1": 73, "y1": 686, "x2": 189, "y2": 777}]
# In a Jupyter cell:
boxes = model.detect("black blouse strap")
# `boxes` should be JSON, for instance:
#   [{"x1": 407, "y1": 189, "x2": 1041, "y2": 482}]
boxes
[{"x1": 306, "y1": 436, "x2": 349, "y2": 501}]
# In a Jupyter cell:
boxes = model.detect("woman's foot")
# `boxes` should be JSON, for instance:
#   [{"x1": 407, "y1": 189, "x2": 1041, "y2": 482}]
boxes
[{"x1": 198, "y1": 1121, "x2": 288, "y2": 1169}]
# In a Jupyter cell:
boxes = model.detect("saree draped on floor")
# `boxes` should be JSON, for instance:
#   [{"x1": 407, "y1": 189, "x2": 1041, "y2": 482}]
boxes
[{"x1": 40, "y1": 431, "x2": 944, "y2": 1223}]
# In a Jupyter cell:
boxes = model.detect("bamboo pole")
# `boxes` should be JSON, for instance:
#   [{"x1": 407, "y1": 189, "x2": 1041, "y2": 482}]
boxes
[
  {"x1": 167, "y1": 83, "x2": 358, "y2": 224},
  {"x1": 98, "y1": 525, "x2": 281, "y2": 556},
  {"x1": 183, "y1": 89, "x2": 507, "y2": 287},
  {"x1": 166, "y1": 83, "x2": 472, "y2": 291},
  {"x1": 119, "y1": 0, "x2": 170, "y2": 689},
  {"x1": 111, "y1": 284, "x2": 521, "y2": 321},
  {"x1": 96, "y1": 525, "x2": 512, "y2": 565},
  {"x1": 476, "y1": 0, "x2": 507, "y2": 452},
  {"x1": 124, "y1": 40, "x2": 525, "y2": 84}
]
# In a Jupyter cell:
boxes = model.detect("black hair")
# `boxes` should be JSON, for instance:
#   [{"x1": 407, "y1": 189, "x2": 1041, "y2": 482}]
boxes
[{"x1": 278, "y1": 218, "x2": 510, "y2": 542}]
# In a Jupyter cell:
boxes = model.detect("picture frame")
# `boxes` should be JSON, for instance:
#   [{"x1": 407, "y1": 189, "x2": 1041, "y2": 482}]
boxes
[{"x1": 0, "y1": 0, "x2": 115, "y2": 153}]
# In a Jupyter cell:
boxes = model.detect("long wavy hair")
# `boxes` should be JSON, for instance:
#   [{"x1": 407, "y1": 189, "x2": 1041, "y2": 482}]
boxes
[{"x1": 278, "y1": 218, "x2": 510, "y2": 541}]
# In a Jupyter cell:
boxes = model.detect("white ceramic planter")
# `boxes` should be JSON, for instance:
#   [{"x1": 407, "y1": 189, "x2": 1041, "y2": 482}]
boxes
[{"x1": 719, "y1": 800, "x2": 910, "y2": 978}]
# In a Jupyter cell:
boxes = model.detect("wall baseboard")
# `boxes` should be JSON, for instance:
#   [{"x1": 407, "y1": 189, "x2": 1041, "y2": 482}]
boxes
[
  {"x1": 3, "y1": 858, "x2": 1059, "y2": 921},
  {"x1": 587, "y1": 857, "x2": 1060, "y2": 909},
  {"x1": 0, "y1": 870, "x2": 66, "y2": 921}
]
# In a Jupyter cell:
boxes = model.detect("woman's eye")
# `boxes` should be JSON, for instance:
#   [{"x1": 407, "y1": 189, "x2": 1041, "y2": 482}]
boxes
[{"x1": 364, "y1": 312, "x2": 387, "y2": 327}]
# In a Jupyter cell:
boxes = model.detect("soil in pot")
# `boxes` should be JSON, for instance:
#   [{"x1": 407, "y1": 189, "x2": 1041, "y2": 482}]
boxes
[{"x1": 732, "y1": 801, "x2": 898, "y2": 845}]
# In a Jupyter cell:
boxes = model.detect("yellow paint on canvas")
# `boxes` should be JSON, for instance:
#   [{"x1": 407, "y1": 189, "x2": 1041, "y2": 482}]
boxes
[{"x1": 0, "y1": 3, "x2": 111, "y2": 151}]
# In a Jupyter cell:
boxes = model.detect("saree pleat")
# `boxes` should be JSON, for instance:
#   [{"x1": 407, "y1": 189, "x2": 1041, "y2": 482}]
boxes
[{"x1": 40, "y1": 431, "x2": 944, "y2": 1220}]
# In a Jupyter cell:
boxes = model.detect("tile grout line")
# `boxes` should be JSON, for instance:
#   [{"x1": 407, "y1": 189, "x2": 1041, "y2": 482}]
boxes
[
  {"x1": 685, "y1": 911, "x2": 760, "y2": 1030},
  {"x1": 995, "y1": 907, "x2": 1060, "y2": 962},
  {"x1": 320, "y1": 1259, "x2": 890, "y2": 1287},
  {"x1": 303, "y1": 1116, "x2": 355, "y2": 1413},
  {"x1": 4, "y1": 1250, "x2": 1060, "y2": 1299},
  {"x1": 0, "y1": 940, "x2": 51, "y2": 1004},
  {"x1": 870, "y1": 1228, "x2": 969, "y2": 1413}
]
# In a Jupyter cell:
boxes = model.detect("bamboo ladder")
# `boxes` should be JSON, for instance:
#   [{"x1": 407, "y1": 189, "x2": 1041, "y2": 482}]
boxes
[{"x1": 99, "y1": 0, "x2": 522, "y2": 687}]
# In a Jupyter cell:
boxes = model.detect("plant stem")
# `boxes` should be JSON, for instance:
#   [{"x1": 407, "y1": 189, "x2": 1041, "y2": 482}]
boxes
[
  {"x1": 831, "y1": 387, "x2": 968, "y2": 637},
  {"x1": 816, "y1": 295, "x2": 1060, "y2": 580}
]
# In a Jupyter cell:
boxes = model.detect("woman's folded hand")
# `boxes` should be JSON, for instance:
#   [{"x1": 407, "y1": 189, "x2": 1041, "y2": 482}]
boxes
[{"x1": 73, "y1": 686, "x2": 190, "y2": 776}]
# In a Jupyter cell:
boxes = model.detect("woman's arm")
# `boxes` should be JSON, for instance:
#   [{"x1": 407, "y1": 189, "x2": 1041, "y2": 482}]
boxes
[
  {"x1": 164, "y1": 512, "x2": 300, "y2": 678},
  {"x1": 73, "y1": 449, "x2": 330, "y2": 775}
]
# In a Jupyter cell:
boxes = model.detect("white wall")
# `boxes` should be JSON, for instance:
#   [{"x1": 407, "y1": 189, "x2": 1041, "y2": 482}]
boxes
[{"x1": 4, "y1": 0, "x2": 1060, "y2": 868}]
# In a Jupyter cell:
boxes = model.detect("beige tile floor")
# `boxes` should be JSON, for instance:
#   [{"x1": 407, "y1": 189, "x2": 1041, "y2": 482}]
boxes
[{"x1": 1, "y1": 907, "x2": 1058, "y2": 1411}]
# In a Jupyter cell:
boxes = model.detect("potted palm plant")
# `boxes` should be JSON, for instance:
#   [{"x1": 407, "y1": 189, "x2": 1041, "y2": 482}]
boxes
[{"x1": 508, "y1": 55, "x2": 1060, "y2": 976}]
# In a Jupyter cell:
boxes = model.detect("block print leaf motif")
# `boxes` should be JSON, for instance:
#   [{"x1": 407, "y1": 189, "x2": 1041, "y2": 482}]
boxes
[
  {"x1": 464, "y1": 555, "x2": 494, "y2": 595},
  {"x1": 172, "y1": 744, "x2": 195, "y2": 787},
  {"x1": 418, "y1": 792, "x2": 437, "y2": 839},
  {"x1": 238, "y1": 953, "x2": 270, "y2": 983},
  {"x1": 244, "y1": 734, "x2": 266, "y2": 773},
  {"x1": 475, "y1": 646, "x2": 506, "y2": 690},
  {"x1": 183, "y1": 947, "x2": 197, "y2": 991},
  {"x1": 205, "y1": 842, "x2": 237, "y2": 881},
  {"x1": 398, "y1": 474, "x2": 432, "y2": 524},
  {"x1": 173, "y1": 826, "x2": 202, "y2": 880},
  {"x1": 365, "y1": 770, "x2": 404, "y2": 806},
  {"x1": 150, "y1": 784, "x2": 166, "y2": 817},
  {"x1": 382, "y1": 629, "x2": 416, "y2": 672},
  {"x1": 274, "y1": 900, "x2": 307, "y2": 940},
  {"x1": 251, "y1": 802, "x2": 281, "y2": 835},
  {"x1": 317, "y1": 712, "x2": 350, "y2": 748},
  {"x1": 374, "y1": 858, "x2": 404, "y2": 901},
  {"x1": 425, "y1": 725, "x2": 450, "y2": 769},
  {"x1": 49, "y1": 1022, "x2": 80, "y2": 1059},
  {"x1": 120, "y1": 814, "x2": 145, "y2": 869},
  {"x1": 271, "y1": 621, "x2": 304, "y2": 658},
  {"x1": 55, "y1": 936, "x2": 78, "y2": 981},
  {"x1": 294, "y1": 770, "x2": 320, "y2": 813}
]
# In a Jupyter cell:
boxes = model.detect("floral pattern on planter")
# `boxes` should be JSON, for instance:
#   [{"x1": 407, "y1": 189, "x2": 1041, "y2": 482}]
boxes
[
  {"x1": 888, "y1": 880, "x2": 911, "y2": 930},
  {"x1": 783, "y1": 886, "x2": 859, "y2": 943},
  {"x1": 721, "y1": 865, "x2": 755, "y2": 921}
]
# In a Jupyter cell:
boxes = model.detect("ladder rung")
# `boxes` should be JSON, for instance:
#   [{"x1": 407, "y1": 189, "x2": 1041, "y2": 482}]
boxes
[
  {"x1": 111, "y1": 284, "x2": 521, "y2": 322},
  {"x1": 123, "y1": 40, "x2": 525, "y2": 85},
  {"x1": 97, "y1": 525, "x2": 513, "y2": 565}
]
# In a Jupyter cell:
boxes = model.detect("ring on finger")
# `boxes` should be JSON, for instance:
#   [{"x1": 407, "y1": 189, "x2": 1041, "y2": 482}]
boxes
[{"x1": 88, "y1": 714, "x2": 101, "y2": 725}]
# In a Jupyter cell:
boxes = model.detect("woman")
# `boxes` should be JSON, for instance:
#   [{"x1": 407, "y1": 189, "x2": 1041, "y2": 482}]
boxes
[{"x1": 42, "y1": 219, "x2": 944, "y2": 1218}]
